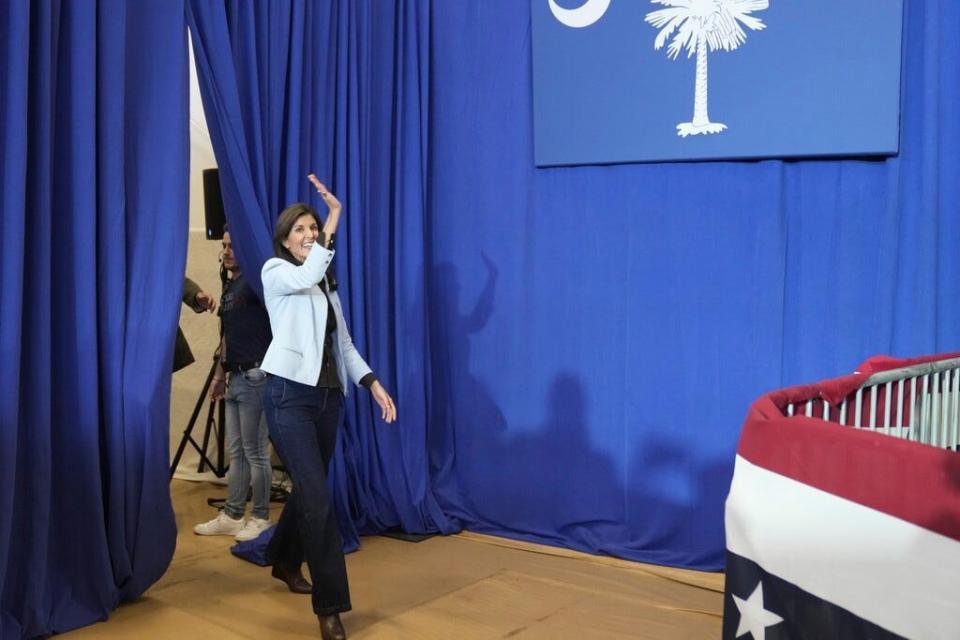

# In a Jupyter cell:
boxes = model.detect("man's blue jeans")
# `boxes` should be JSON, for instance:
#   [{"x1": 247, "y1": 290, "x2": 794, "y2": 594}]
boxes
[
  {"x1": 223, "y1": 369, "x2": 271, "y2": 521},
  {"x1": 262, "y1": 376, "x2": 351, "y2": 615}
]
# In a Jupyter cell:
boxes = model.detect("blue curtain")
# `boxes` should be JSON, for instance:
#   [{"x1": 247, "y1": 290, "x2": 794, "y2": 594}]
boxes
[
  {"x1": 0, "y1": 1, "x2": 188, "y2": 637},
  {"x1": 426, "y1": 0, "x2": 958, "y2": 570},
  {"x1": 188, "y1": 0, "x2": 959, "y2": 573},
  {"x1": 187, "y1": 0, "x2": 457, "y2": 551}
]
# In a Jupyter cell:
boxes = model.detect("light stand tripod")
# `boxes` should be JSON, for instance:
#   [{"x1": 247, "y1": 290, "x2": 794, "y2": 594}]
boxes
[{"x1": 170, "y1": 354, "x2": 228, "y2": 479}]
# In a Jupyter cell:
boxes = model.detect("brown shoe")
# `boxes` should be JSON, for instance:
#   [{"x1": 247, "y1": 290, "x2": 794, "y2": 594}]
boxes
[
  {"x1": 271, "y1": 564, "x2": 312, "y2": 594},
  {"x1": 318, "y1": 613, "x2": 346, "y2": 640}
]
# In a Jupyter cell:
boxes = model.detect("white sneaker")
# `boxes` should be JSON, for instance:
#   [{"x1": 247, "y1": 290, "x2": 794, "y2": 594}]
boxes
[
  {"x1": 193, "y1": 511, "x2": 245, "y2": 536},
  {"x1": 234, "y1": 517, "x2": 273, "y2": 542}
]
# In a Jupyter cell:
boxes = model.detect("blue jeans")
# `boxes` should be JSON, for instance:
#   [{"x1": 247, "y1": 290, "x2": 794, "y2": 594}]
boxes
[
  {"x1": 223, "y1": 368, "x2": 272, "y2": 520},
  {"x1": 262, "y1": 376, "x2": 350, "y2": 615}
]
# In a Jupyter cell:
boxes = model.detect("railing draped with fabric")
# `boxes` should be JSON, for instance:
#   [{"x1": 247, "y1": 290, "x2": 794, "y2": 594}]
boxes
[
  {"x1": 782, "y1": 356, "x2": 960, "y2": 450},
  {"x1": 723, "y1": 353, "x2": 960, "y2": 640}
]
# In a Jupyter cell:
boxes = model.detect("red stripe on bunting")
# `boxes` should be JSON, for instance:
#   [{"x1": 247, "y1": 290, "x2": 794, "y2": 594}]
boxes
[{"x1": 738, "y1": 394, "x2": 960, "y2": 543}]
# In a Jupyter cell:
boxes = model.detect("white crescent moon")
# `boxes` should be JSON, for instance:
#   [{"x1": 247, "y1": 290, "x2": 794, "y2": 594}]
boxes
[{"x1": 547, "y1": 0, "x2": 611, "y2": 29}]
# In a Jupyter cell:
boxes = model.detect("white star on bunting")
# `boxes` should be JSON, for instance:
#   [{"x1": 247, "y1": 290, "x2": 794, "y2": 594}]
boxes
[{"x1": 733, "y1": 581, "x2": 784, "y2": 640}]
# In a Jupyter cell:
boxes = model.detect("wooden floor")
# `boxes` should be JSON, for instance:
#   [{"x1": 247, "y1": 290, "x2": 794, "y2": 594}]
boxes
[{"x1": 63, "y1": 481, "x2": 723, "y2": 639}]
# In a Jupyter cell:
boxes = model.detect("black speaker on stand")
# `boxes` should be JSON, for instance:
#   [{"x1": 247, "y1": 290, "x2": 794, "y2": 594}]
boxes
[
  {"x1": 170, "y1": 168, "x2": 228, "y2": 480},
  {"x1": 203, "y1": 168, "x2": 226, "y2": 240}
]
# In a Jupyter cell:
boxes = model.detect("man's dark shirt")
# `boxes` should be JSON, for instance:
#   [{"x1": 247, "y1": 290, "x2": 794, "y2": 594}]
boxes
[{"x1": 220, "y1": 273, "x2": 272, "y2": 366}]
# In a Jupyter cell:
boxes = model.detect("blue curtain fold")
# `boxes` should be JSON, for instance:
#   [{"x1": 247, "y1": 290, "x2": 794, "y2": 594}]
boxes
[
  {"x1": 0, "y1": 1, "x2": 188, "y2": 637},
  {"x1": 187, "y1": 0, "x2": 457, "y2": 551}
]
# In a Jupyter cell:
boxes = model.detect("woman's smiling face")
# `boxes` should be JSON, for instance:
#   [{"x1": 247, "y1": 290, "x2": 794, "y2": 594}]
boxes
[{"x1": 283, "y1": 213, "x2": 320, "y2": 263}]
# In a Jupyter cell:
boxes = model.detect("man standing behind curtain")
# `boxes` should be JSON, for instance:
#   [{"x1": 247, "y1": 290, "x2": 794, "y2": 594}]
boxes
[{"x1": 194, "y1": 228, "x2": 274, "y2": 541}]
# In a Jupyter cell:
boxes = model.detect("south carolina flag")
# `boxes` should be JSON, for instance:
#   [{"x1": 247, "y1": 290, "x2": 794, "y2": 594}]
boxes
[{"x1": 723, "y1": 392, "x2": 960, "y2": 639}]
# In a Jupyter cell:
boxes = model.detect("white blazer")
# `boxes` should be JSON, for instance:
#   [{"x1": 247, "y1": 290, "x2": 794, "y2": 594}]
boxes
[{"x1": 259, "y1": 244, "x2": 372, "y2": 393}]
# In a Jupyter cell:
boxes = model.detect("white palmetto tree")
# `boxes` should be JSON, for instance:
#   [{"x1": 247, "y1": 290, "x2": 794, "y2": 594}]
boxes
[{"x1": 645, "y1": 0, "x2": 768, "y2": 137}]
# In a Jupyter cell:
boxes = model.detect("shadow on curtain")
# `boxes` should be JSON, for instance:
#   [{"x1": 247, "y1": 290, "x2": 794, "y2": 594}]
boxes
[
  {"x1": 0, "y1": 1, "x2": 188, "y2": 637},
  {"x1": 424, "y1": 0, "x2": 959, "y2": 569},
  {"x1": 186, "y1": 0, "x2": 457, "y2": 551}
]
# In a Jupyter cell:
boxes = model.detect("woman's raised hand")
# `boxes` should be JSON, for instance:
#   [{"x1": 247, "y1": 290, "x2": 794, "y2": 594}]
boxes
[
  {"x1": 307, "y1": 174, "x2": 343, "y2": 245},
  {"x1": 307, "y1": 174, "x2": 342, "y2": 212}
]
